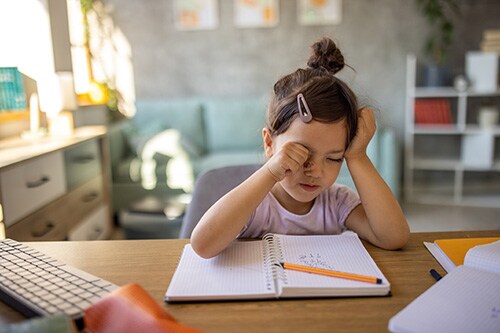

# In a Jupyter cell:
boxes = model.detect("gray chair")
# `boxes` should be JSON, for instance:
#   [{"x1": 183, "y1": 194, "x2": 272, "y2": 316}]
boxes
[{"x1": 179, "y1": 164, "x2": 262, "y2": 238}]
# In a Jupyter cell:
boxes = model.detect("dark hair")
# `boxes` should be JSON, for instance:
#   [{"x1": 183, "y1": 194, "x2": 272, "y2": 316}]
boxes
[{"x1": 266, "y1": 37, "x2": 358, "y2": 147}]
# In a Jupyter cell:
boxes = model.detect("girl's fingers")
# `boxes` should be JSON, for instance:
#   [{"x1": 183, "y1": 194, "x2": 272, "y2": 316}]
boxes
[
  {"x1": 285, "y1": 143, "x2": 309, "y2": 165},
  {"x1": 267, "y1": 142, "x2": 309, "y2": 181}
]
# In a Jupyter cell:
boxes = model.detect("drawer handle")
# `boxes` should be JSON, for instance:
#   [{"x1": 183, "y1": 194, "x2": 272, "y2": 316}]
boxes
[
  {"x1": 26, "y1": 176, "x2": 50, "y2": 188},
  {"x1": 31, "y1": 221, "x2": 54, "y2": 238},
  {"x1": 73, "y1": 155, "x2": 95, "y2": 164},
  {"x1": 82, "y1": 192, "x2": 99, "y2": 203}
]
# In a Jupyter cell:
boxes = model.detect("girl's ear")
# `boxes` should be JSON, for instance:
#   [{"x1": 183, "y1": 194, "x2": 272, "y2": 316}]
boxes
[{"x1": 262, "y1": 128, "x2": 274, "y2": 158}]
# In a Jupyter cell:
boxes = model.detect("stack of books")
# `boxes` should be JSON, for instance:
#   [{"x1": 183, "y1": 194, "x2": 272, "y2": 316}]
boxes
[
  {"x1": 414, "y1": 99, "x2": 453, "y2": 125},
  {"x1": 0, "y1": 67, "x2": 27, "y2": 112},
  {"x1": 480, "y1": 29, "x2": 500, "y2": 53}
]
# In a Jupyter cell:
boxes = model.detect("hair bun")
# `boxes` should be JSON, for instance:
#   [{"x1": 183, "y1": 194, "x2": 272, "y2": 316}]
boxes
[{"x1": 307, "y1": 37, "x2": 344, "y2": 74}]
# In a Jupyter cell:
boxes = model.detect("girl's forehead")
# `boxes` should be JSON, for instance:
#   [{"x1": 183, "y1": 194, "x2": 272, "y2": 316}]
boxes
[{"x1": 277, "y1": 118, "x2": 347, "y2": 152}]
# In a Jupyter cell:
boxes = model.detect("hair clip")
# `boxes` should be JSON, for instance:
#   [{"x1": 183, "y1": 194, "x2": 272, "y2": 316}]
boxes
[{"x1": 297, "y1": 93, "x2": 313, "y2": 123}]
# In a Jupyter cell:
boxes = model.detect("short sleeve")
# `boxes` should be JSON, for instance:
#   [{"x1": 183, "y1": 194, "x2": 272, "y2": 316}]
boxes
[{"x1": 330, "y1": 185, "x2": 361, "y2": 228}]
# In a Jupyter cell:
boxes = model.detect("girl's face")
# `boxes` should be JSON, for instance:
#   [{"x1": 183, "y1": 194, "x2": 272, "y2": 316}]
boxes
[{"x1": 265, "y1": 118, "x2": 348, "y2": 214}]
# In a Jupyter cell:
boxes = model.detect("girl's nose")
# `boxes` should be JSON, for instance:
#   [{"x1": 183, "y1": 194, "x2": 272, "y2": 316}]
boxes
[
  {"x1": 304, "y1": 160, "x2": 314, "y2": 169},
  {"x1": 303, "y1": 159, "x2": 320, "y2": 177}
]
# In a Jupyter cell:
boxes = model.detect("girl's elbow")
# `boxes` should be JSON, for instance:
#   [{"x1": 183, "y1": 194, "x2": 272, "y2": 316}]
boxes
[
  {"x1": 190, "y1": 229, "x2": 216, "y2": 259},
  {"x1": 191, "y1": 229, "x2": 229, "y2": 259},
  {"x1": 385, "y1": 225, "x2": 410, "y2": 250},
  {"x1": 190, "y1": 237, "x2": 218, "y2": 259}
]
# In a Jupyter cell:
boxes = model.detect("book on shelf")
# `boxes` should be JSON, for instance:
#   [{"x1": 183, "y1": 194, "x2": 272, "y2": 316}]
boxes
[
  {"x1": 483, "y1": 29, "x2": 500, "y2": 42},
  {"x1": 0, "y1": 67, "x2": 27, "y2": 112},
  {"x1": 389, "y1": 240, "x2": 500, "y2": 333},
  {"x1": 414, "y1": 99, "x2": 452, "y2": 125},
  {"x1": 165, "y1": 232, "x2": 390, "y2": 302},
  {"x1": 480, "y1": 29, "x2": 500, "y2": 53},
  {"x1": 480, "y1": 42, "x2": 500, "y2": 53}
]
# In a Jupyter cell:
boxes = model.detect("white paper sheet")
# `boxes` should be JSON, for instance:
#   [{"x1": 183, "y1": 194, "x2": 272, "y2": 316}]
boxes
[{"x1": 389, "y1": 265, "x2": 500, "y2": 333}]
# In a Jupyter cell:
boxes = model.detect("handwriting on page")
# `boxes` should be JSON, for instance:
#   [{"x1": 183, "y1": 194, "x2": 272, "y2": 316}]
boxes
[
  {"x1": 298, "y1": 253, "x2": 334, "y2": 270},
  {"x1": 491, "y1": 306, "x2": 500, "y2": 319}
]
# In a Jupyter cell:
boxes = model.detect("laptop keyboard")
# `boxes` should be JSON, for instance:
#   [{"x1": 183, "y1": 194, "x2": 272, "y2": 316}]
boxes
[{"x1": 0, "y1": 238, "x2": 118, "y2": 326}]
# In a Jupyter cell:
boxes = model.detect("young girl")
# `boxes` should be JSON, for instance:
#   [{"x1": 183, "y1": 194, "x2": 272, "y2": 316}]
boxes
[{"x1": 191, "y1": 37, "x2": 410, "y2": 259}]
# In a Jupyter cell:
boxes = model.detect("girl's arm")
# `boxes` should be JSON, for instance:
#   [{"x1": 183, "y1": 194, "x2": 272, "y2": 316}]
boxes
[
  {"x1": 191, "y1": 140, "x2": 309, "y2": 258},
  {"x1": 190, "y1": 167, "x2": 275, "y2": 258},
  {"x1": 344, "y1": 108, "x2": 410, "y2": 250}
]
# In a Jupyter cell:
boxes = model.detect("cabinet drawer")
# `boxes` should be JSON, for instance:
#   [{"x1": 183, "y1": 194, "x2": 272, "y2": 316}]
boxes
[
  {"x1": 68, "y1": 205, "x2": 111, "y2": 241},
  {"x1": 64, "y1": 139, "x2": 101, "y2": 190},
  {"x1": 64, "y1": 176, "x2": 105, "y2": 231},
  {"x1": 0, "y1": 152, "x2": 66, "y2": 227},
  {"x1": 6, "y1": 196, "x2": 70, "y2": 242}
]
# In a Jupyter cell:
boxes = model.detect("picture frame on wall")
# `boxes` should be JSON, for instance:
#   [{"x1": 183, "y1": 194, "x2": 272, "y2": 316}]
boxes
[
  {"x1": 234, "y1": 0, "x2": 279, "y2": 28},
  {"x1": 174, "y1": 0, "x2": 219, "y2": 31},
  {"x1": 298, "y1": 0, "x2": 342, "y2": 26}
]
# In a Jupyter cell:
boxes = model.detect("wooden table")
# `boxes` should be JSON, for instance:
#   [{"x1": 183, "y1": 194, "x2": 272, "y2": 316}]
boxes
[{"x1": 1, "y1": 230, "x2": 499, "y2": 332}]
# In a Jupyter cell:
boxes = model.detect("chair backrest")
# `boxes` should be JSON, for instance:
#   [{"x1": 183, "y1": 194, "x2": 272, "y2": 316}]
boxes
[{"x1": 179, "y1": 164, "x2": 262, "y2": 238}]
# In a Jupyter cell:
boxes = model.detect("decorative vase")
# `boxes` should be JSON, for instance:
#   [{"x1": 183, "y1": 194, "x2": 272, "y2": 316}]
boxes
[
  {"x1": 423, "y1": 63, "x2": 448, "y2": 87},
  {"x1": 478, "y1": 106, "x2": 499, "y2": 128}
]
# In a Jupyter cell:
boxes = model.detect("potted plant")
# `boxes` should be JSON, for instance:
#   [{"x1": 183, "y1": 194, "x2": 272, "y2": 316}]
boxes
[{"x1": 415, "y1": 0, "x2": 460, "y2": 86}]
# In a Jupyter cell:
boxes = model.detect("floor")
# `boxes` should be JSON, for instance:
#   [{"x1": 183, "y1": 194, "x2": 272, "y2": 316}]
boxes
[
  {"x1": 401, "y1": 202, "x2": 500, "y2": 232},
  {"x1": 111, "y1": 202, "x2": 500, "y2": 240}
]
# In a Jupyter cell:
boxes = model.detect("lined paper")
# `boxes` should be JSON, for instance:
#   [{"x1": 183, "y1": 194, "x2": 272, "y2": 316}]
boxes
[
  {"x1": 165, "y1": 242, "x2": 273, "y2": 301},
  {"x1": 465, "y1": 240, "x2": 500, "y2": 276},
  {"x1": 389, "y1": 265, "x2": 500, "y2": 333},
  {"x1": 277, "y1": 232, "x2": 390, "y2": 296}
]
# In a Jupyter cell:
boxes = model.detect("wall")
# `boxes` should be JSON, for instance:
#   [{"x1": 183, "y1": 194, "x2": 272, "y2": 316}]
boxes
[
  {"x1": 99, "y1": 0, "x2": 500, "y2": 141},
  {"x1": 0, "y1": 0, "x2": 55, "y2": 139}
]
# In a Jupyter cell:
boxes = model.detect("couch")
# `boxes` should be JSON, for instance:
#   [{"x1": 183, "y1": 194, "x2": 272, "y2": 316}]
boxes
[{"x1": 107, "y1": 97, "x2": 400, "y2": 215}]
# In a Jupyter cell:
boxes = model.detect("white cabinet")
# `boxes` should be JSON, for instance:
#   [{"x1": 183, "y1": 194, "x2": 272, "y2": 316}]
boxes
[
  {"x1": 404, "y1": 54, "x2": 500, "y2": 207},
  {"x1": 0, "y1": 127, "x2": 113, "y2": 240}
]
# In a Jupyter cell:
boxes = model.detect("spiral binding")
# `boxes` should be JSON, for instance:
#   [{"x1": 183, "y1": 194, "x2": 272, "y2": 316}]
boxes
[{"x1": 263, "y1": 234, "x2": 288, "y2": 286}]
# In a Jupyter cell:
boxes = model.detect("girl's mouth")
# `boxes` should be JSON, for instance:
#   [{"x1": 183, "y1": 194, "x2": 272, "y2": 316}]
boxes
[{"x1": 299, "y1": 183, "x2": 320, "y2": 192}]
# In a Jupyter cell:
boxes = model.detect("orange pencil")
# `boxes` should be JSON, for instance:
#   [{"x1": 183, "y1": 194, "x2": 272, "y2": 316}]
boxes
[{"x1": 280, "y1": 262, "x2": 382, "y2": 285}]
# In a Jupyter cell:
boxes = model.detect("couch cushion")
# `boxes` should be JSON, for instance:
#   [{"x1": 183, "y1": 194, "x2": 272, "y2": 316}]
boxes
[
  {"x1": 203, "y1": 97, "x2": 266, "y2": 153},
  {"x1": 121, "y1": 121, "x2": 166, "y2": 156},
  {"x1": 112, "y1": 155, "x2": 170, "y2": 184},
  {"x1": 192, "y1": 151, "x2": 265, "y2": 176},
  {"x1": 134, "y1": 99, "x2": 205, "y2": 156}
]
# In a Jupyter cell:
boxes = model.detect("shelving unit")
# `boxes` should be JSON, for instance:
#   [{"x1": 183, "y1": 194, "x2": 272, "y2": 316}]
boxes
[
  {"x1": 404, "y1": 54, "x2": 500, "y2": 207},
  {"x1": 0, "y1": 110, "x2": 29, "y2": 122}
]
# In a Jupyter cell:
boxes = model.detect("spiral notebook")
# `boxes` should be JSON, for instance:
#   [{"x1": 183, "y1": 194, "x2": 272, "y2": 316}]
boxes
[{"x1": 165, "y1": 232, "x2": 390, "y2": 302}]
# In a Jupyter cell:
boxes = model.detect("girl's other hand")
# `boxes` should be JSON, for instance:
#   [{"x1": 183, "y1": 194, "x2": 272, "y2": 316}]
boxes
[
  {"x1": 266, "y1": 142, "x2": 309, "y2": 182},
  {"x1": 345, "y1": 108, "x2": 376, "y2": 161}
]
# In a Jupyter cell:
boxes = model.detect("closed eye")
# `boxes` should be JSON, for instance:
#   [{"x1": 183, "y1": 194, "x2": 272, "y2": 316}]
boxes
[{"x1": 327, "y1": 157, "x2": 343, "y2": 163}]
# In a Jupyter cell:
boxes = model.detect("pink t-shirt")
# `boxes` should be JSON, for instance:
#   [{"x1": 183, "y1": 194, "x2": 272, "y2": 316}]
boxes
[{"x1": 239, "y1": 184, "x2": 361, "y2": 238}]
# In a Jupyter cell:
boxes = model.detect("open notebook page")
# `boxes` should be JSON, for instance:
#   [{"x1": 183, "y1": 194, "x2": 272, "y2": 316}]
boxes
[
  {"x1": 465, "y1": 240, "x2": 500, "y2": 275},
  {"x1": 277, "y1": 233, "x2": 390, "y2": 297},
  {"x1": 165, "y1": 241, "x2": 274, "y2": 301},
  {"x1": 388, "y1": 265, "x2": 500, "y2": 333}
]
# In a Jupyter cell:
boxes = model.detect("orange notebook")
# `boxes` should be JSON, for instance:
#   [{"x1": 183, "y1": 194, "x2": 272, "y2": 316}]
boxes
[{"x1": 424, "y1": 237, "x2": 500, "y2": 272}]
